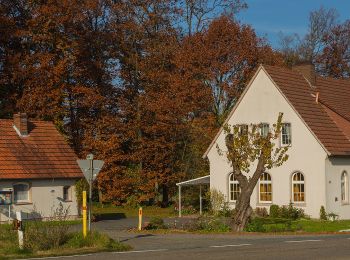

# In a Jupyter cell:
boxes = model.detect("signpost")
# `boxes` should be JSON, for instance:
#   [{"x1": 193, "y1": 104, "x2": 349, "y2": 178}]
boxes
[{"x1": 77, "y1": 154, "x2": 104, "y2": 232}]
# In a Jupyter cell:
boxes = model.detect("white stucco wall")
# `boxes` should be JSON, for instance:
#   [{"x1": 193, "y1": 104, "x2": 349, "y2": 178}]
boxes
[
  {"x1": 207, "y1": 68, "x2": 328, "y2": 218},
  {"x1": 325, "y1": 157, "x2": 350, "y2": 219},
  {"x1": 0, "y1": 179, "x2": 79, "y2": 222}
]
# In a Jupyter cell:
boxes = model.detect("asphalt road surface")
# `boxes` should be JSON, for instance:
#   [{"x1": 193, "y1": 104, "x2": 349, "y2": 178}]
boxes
[
  {"x1": 27, "y1": 233, "x2": 350, "y2": 260},
  {"x1": 28, "y1": 218, "x2": 350, "y2": 259}
]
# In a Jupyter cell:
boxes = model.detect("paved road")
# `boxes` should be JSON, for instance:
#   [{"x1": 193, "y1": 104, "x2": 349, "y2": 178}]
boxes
[
  {"x1": 29, "y1": 233, "x2": 350, "y2": 260},
  {"x1": 33, "y1": 219, "x2": 350, "y2": 259}
]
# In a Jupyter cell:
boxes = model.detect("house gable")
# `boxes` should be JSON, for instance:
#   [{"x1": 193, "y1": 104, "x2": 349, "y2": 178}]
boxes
[{"x1": 205, "y1": 66, "x2": 328, "y2": 161}]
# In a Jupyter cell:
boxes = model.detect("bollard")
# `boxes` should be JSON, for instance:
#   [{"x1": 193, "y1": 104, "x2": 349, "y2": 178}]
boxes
[
  {"x1": 16, "y1": 211, "x2": 24, "y2": 249},
  {"x1": 138, "y1": 207, "x2": 143, "y2": 231},
  {"x1": 83, "y1": 191, "x2": 87, "y2": 237}
]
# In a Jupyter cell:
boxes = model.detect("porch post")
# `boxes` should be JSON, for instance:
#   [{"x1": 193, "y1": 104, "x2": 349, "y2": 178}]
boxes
[
  {"x1": 178, "y1": 185, "x2": 182, "y2": 217},
  {"x1": 199, "y1": 185, "x2": 202, "y2": 215}
]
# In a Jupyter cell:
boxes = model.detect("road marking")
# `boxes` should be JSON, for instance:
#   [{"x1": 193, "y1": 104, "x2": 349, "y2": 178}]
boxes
[
  {"x1": 113, "y1": 249, "x2": 168, "y2": 254},
  {"x1": 285, "y1": 239, "x2": 322, "y2": 243},
  {"x1": 210, "y1": 243, "x2": 252, "y2": 248},
  {"x1": 25, "y1": 254, "x2": 94, "y2": 259}
]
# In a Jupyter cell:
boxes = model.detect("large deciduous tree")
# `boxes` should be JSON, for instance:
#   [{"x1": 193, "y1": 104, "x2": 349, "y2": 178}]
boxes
[
  {"x1": 177, "y1": 16, "x2": 283, "y2": 126},
  {"x1": 317, "y1": 20, "x2": 350, "y2": 78},
  {"x1": 218, "y1": 113, "x2": 289, "y2": 231}
]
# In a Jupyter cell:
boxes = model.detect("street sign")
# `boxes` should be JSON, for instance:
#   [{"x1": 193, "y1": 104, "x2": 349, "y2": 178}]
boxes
[
  {"x1": 77, "y1": 159, "x2": 104, "y2": 183},
  {"x1": 76, "y1": 154, "x2": 104, "y2": 232}
]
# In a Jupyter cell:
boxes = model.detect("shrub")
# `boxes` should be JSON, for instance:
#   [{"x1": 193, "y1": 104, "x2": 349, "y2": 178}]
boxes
[
  {"x1": 319, "y1": 206, "x2": 327, "y2": 220},
  {"x1": 269, "y1": 204, "x2": 280, "y2": 218},
  {"x1": 279, "y1": 203, "x2": 305, "y2": 220},
  {"x1": 245, "y1": 217, "x2": 293, "y2": 232},
  {"x1": 245, "y1": 218, "x2": 266, "y2": 232},
  {"x1": 144, "y1": 217, "x2": 167, "y2": 230},
  {"x1": 205, "y1": 189, "x2": 229, "y2": 216},
  {"x1": 75, "y1": 179, "x2": 90, "y2": 213},
  {"x1": 182, "y1": 217, "x2": 230, "y2": 232},
  {"x1": 65, "y1": 231, "x2": 128, "y2": 250},
  {"x1": 255, "y1": 207, "x2": 268, "y2": 218},
  {"x1": 24, "y1": 203, "x2": 71, "y2": 250}
]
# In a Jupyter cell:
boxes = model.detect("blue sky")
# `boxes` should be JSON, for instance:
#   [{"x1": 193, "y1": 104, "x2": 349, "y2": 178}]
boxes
[{"x1": 236, "y1": 0, "x2": 350, "y2": 49}]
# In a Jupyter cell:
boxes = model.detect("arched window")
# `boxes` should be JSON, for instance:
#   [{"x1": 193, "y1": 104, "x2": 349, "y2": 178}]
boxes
[
  {"x1": 341, "y1": 171, "x2": 348, "y2": 203},
  {"x1": 13, "y1": 183, "x2": 30, "y2": 203},
  {"x1": 292, "y1": 172, "x2": 305, "y2": 202},
  {"x1": 229, "y1": 173, "x2": 240, "y2": 202},
  {"x1": 259, "y1": 172, "x2": 272, "y2": 203}
]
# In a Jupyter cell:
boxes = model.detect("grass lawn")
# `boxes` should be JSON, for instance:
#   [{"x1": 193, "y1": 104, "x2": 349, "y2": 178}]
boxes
[
  {"x1": 92, "y1": 203, "x2": 176, "y2": 219},
  {"x1": 291, "y1": 219, "x2": 350, "y2": 232},
  {"x1": 249, "y1": 217, "x2": 350, "y2": 233},
  {"x1": 0, "y1": 222, "x2": 130, "y2": 259}
]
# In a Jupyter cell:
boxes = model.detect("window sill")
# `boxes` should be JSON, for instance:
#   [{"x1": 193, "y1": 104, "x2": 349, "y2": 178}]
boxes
[
  {"x1": 64, "y1": 200, "x2": 73, "y2": 203},
  {"x1": 341, "y1": 202, "x2": 349, "y2": 206},
  {"x1": 14, "y1": 202, "x2": 32, "y2": 205},
  {"x1": 256, "y1": 202, "x2": 272, "y2": 206},
  {"x1": 292, "y1": 203, "x2": 306, "y2": 207}
]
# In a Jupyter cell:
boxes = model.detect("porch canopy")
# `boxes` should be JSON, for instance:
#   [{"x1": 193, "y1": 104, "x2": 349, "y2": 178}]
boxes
[{"x1": 176, "y1": 175, "x2": 210, "y2": 217}]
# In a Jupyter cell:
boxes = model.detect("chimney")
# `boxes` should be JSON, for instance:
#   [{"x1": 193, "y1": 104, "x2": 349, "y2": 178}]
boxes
[
  {"x1": 13, "y1": 112, "x2": 28, "y2": 136},
  {"x1": 292, "y1": 63, "x2": 316, "y2": 86}
]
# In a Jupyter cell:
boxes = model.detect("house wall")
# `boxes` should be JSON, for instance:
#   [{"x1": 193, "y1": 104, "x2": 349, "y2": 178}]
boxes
[
  {"x1": 207, "y1": 68, "x2": 328, "y2": 218},
  {"x1": 0, "y1": 179, "x2": 79, "y2": 222},
  {"x1": 325, "y1": 157, "x2": 350, "y2": 219}
]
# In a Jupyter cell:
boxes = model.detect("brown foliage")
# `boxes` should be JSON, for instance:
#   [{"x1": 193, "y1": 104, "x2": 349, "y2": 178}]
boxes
[{"x1": 0, "y1": 0, "x2": 283, "y2": 206}]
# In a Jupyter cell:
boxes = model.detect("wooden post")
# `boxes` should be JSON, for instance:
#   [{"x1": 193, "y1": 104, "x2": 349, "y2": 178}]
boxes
[
  {"x1": 199, "y1": 185, "x2": 202, "y2": 215},
  {"x1": 83, "y1": 191, "x2": 87, "y2": 237},
  {"x1": 138, "y1": 207, "x2": 143, "y2": 231},
  {"x1": 16, "y1": 211, "x2": 23, "y2": 249},
  {"x1": 178, "y1": 185, "x2": 182, "y2": 217}
]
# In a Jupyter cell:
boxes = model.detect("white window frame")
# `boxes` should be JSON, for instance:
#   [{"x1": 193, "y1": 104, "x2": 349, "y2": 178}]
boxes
[
  {"x1": 229, "y1": 173, "x2": 240, "y2": 202},
  {"x1": 341, "y1": 171, "x2": 348, "y2": 204},
  {"x1": 13, "y1": 183, "x2": 31, "y2": 204},
  {"x1": 281, "y1": 123, "x2": 292, "y2": 146},
  {"x1": 292, "y1": 172, "x2": 305, "y2": 203},
  {"x1": 258, "y1": 172, "x2": 272, "y2": 203},
  {"x1": 260, "y1": 123, "x2": 269, "y2": 137},
  {"x1": 63, "y1": 186, "x2": 72, "y2": 202},
  {"x1": 238, "y1": 124, "x2": 248, "y2": 136}
]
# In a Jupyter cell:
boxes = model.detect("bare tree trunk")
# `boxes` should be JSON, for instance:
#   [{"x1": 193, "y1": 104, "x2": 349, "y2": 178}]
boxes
[
  {"x1": 232, "y1": 189, "x2": 253, "y2": 232},
  {"x1": 232, "y1": 157, "x2": 265, "y2": 232}
]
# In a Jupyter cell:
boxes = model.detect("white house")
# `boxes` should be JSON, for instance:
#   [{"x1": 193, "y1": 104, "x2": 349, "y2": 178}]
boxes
[
  {"x1": 203, "y1": 64, "x2": 350, "y2": 219},
  {"x1": 0, "y1": 113, "x2": 83, "y2": 222}
]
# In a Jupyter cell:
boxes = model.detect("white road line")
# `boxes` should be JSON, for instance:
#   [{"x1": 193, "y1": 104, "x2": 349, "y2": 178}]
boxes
[
  {"x1": 113, "y1": 249, "x2": 168, "y2": 254},
  {"x1": 24, "y1": 254, "x2": 94, "y2": 260},
  {"x1": 210, "y1": 243, "x2": 252, "y2": 248},
  {"x1": 285, "y1": 239, "x2": 323, "y2": 243}
]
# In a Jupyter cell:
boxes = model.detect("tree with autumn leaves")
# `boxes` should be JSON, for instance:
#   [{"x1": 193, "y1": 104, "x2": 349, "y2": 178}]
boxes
[
  {"x1": 1, "y1": 1, "x2": 347, "y2": 210},
  {"x1": 218, "y1": 114, "x2": 289, "y2": 231}
]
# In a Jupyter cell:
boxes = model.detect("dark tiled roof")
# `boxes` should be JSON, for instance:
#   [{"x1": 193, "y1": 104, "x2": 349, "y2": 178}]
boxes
[
  {"x1": 264, "y1": 65, "x2": 350, "y2": 156},
  {"x1": 0, "y1": 119, "x2": 83, "y2": 179}
]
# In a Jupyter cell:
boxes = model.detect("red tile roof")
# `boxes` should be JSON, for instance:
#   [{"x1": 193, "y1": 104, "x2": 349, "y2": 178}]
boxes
[
  {"x1": 263, "y1": 65, "x2": 350, "y2": 156},
  {"x1": 0, "y1": 119, "x2": 83, "y2": 179}
]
